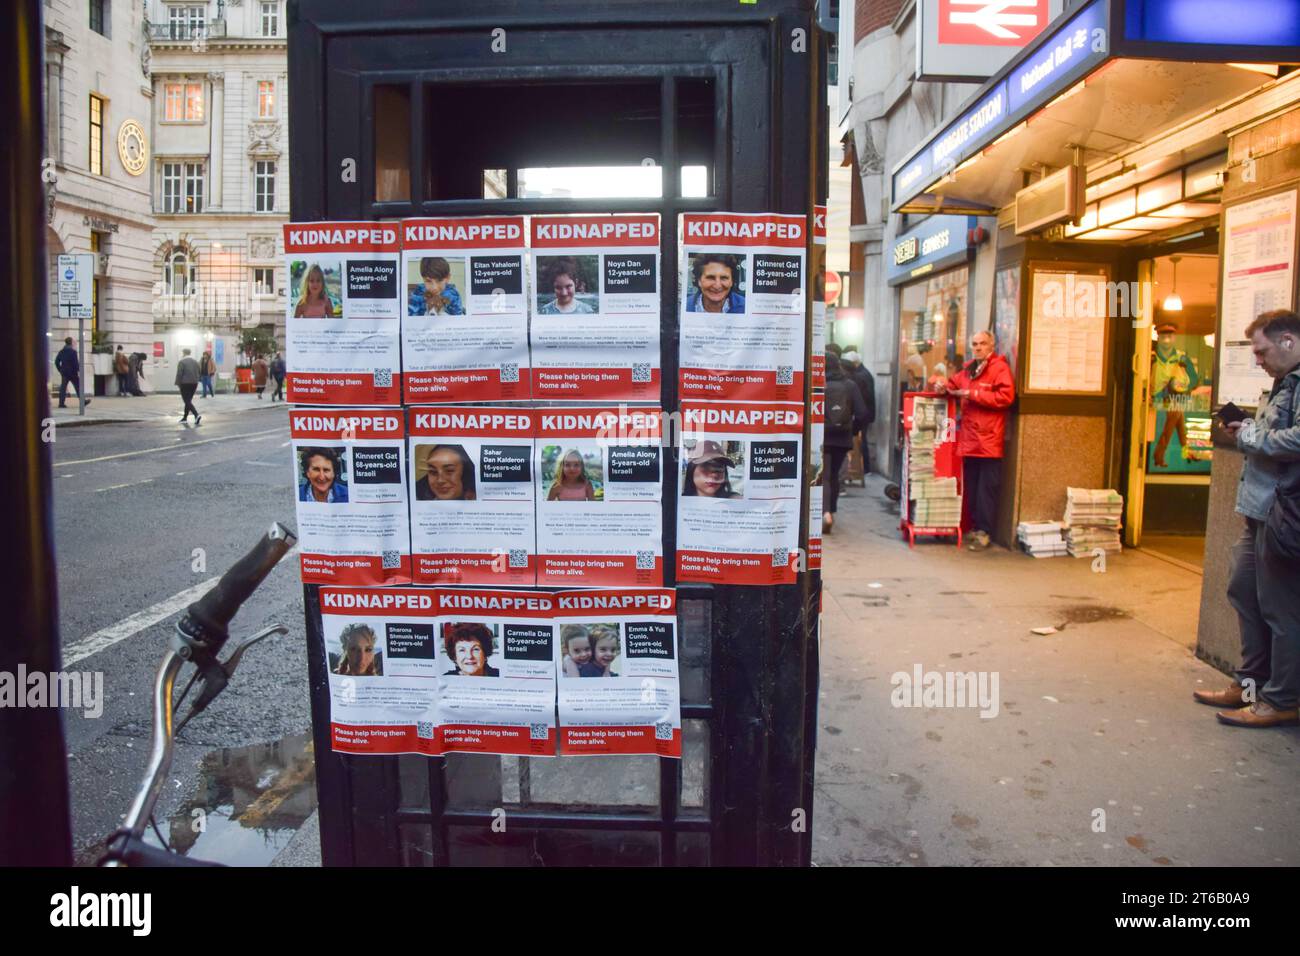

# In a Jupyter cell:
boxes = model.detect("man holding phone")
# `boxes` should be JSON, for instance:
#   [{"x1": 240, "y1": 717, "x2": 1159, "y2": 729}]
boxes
[{"x1": 1195, "y1": 310, "x2": 1300, "y2": 728}]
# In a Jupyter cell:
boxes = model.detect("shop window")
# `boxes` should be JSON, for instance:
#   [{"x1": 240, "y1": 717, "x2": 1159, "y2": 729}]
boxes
[{"x1": 898, "y1": 266, "x2": 970, "y2": 393}]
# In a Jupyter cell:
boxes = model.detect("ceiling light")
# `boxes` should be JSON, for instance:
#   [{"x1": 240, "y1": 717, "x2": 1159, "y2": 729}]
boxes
[
  {"x1": 1151, "y1": 202, "x2": 1221, "y2": 219},
  {"x1": 1110, "y1": 216, "x2": 1192, "y2": 231},
  {"x1": 1162, "y1": 255, "x2": 1183, "y2": 311},
  {"x1": 1204, "y1": 334, "x2": 1216, "y2": 348},
  {"x1": 1075, "y1": 228, "x2": 1145, "y2": 241},
  {"x1": 1097, "y1": 189, "x2": 1138, "y2": 226}
]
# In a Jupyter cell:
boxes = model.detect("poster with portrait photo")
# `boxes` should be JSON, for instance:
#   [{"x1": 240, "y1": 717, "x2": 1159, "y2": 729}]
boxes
[
  {"x1": 407, "y1": 406, "x2": 536, "y2": 587},
  {"x1": 677, "y1": 401, "x2": 803, "y2": 585},
  {"x1": 318, "y1": 588, "x2": 441, "y2": 757},
  {"x1": 679, "y1": 212, "x2": 807, "y2": 403},
  {"x1": 554, "y1": 589, "x2": 680, "y2": 758},
  {"x1": 433, "y1": 589, "x2": 556, "y2": 756},
  {"x1": 290, "y1": 408, "x2": 411, "y2": 586},
  {"x1": 529, "y1": 215, "x2": 661, "y2": 401},
  {"x1": 284, "y1": 221, "x2": 402, "y2": 405},
  {"x1": 535, "y1": 407, "x2": 664, "y2": 587},
  {"x1": 401, "y1": 217, "x2": 529, "y2": 403}
]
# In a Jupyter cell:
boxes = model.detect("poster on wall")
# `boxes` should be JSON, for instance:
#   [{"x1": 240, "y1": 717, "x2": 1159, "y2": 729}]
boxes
[
  {"x1": 676, "y1": 401, "x2": 803, "y2": 585},
  {"x1": 678, "y1": 212, "x2": 807, "y2": 403},
  {"x1": 284, "y1": 222, "x2": 402, "y2": 405},
  {"x1": 554, "y1": 589, "x2": 680, "y2": 757},
  {"x1": 812, "y1": 205, "x2": 827, "y2": 391},
  {"x1": 993, "y1": 266, "x2": 1021, "y2": 379},
  {"x1": 529, "y1": 215, "x2": 661, "y2": 401},
  {"x1": 401, "y1": 217, "x2": 529, "y2": 403},
  {"x1": 809, "y1": 395, "x2": 824, "y2": 571},
  {"x1": 534, "y1": 406, "x2": 664, "y2": 587},
  {"x1": 290, "y1": 408, "x2": 411, "y2": 586},
  {"x1": 320, "y1": 587, "x2": 556, "y2": 757},
  {"x1": 1218, "y1": 189, "x2": 1297, "y2": 407},
  {"x1": 407, "y1": 406, "x2": 536, "y2": 587},
  {"x1": 1025, "y1": 267, "x2": 1108, "y2": 395}
]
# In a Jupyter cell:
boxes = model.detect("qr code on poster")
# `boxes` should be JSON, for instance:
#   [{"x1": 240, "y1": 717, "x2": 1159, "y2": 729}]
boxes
[
  {"x1": 416, "y1": 721, "x2": 434, "y2": 740},
  {"x1": 776, "y1": 365, "x2": 793, "y2": 386},
  {"x1": 382, "y1": 550, "x2": 401, "y2": 569},
  {"x1": 636, "y1": 550, "x2": 656, "y2": 570},
  {"x1": 373, "y1": 367, "x2": 393, "y2": 388},
  {"x1": 508, "y1": 548, "x2": 528, "y2": 569},
  {"x1": 499, "y1": 362, "x2": 519, "y2": 383},
  {"x1": 530, "y1": 723, "x2": 549, "y2": 740},
  {"x1": 771, "y1": 547, "x2": 790, "y2": 567},
  {"x1": 654, "y1": 722, "x2": 673, "y2": 741},
  {"x1": 632, "y1": 363, "x2": 651, "y2": 383}
]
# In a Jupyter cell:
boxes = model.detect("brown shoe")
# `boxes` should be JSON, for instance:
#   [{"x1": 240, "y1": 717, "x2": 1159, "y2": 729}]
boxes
[
  {"x1": 1215, "y1": 702, "x2": 1300, "y2": 728},
  {"x1": 1193, "y1": 683, "x2": 1245, "y2": 708}
]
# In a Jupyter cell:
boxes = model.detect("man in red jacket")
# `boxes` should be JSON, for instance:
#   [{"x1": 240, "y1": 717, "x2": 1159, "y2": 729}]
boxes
[{"x1": 937, "y1": 330, "x2": 1016, "y2": 551}]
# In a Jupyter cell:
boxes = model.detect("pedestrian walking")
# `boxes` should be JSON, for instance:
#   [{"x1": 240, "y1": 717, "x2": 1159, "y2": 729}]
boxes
[
  {"x1": 53, "y1": 336, "x2": 89, "y2": 408},
  {"x1": 1196, "y1": 309, "x2": 1300, "y2": 728},
  {"x1": 113, "y1": 345, "x2": 131, "y2": 397},
  {"x1": 841, "y1": 349, "x2": 877, "y2": 473},
  {"x1": 270, "y1": 351, "x2": 286, "y2": 402},
  {"x1": 822, "y1": 351, "x2": 867, "y2": 534},
  {"x1": 199, "y1": 349, "x2": 217, "y2": 398},
  {"x1": 252, "y1": 354, "x2": 269, "y2": 400},
  {"x1": 935, "y1": 330, "x2": 1015, "y2": 551},
  {"x1": 175, "y1": 348, "x2": 202, "y2": 425}
]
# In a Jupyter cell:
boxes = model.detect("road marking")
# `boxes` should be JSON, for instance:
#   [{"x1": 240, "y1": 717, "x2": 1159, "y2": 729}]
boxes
[
  {"x1": 245, "y1": 435, "x2": 279, "y2": 443},
  {"x1": 279, "y1": 441, "x2": 290, "y2": 448},
  {"x1": 177, "y1": 452, "x2": 197, "y2": 458},
  {"x1": 63, "y1": 544, "x2": 299, "y2": 666},
  {"x1": 244, "y1": 460, "x2": 279, "y2": 467},
  {"x1": 94, "y1": 478, "x2": 155, "y2": 493},
  {"x1": 56, "y1": 425, "x2": 286, "y2": 467}
]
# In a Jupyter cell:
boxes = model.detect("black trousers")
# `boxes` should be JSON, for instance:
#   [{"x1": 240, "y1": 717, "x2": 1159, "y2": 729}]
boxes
[
  {"x1": 963, "y1": 456, "x2": 1003, "y2": 535},
  {"x1": 1229, "y1": 518, "x2": 1300, "y2": 710},
  {"x1": 824, "y1": 446, "x2": 849, "y2": 514},
  {"x1": 179, "y1": 383, "x2": 199, "y2": 420},
  {"x1": 116, "y1": 372, "x2": 129, "y2": 395},
  {"x1": 272, "y1": 375, "x2": 285, "y2": 401},
  {"x1": 58, "y1": 373, "x2": 82, "y2": 404}
]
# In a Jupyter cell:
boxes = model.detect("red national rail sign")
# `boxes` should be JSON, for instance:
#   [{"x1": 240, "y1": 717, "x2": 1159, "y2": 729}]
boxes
[{"x1": 937, "y1": 0, "x2": 1050, "y2": 46}]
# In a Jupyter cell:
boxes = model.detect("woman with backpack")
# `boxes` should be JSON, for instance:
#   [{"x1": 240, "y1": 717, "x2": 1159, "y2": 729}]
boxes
[{"x1": 823, "y1": 351, "x2": 867, "y2": 533}]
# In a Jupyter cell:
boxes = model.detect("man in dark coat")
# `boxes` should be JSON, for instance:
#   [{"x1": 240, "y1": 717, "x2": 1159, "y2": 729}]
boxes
[
  {"x1": 823, "y1": 351, "x2": 868, "y2": 534},
  {"x1": 841, "y1": 349, "x2": 876, "y2": 472},
  {"x1": 54, "y1": 337, "x2": 89, "y2": 408}
]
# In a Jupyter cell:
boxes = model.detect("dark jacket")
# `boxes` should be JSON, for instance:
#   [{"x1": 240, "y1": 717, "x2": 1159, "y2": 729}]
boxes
[
  {"x1": 174, "y1": 356, "x2": 201, "y2": 387},
  {"x1": 55, "y1": 345, "x2": 79, "y2": 377},
  {"x1": 270, "y1": 356, "x2": 286, "y2": 379},
  {"x1": 824, "y1": 358, "x2": 867, "y2": 450},
  {"x1": 848, "y1": 363, "x2": 876, "y2": 428}
]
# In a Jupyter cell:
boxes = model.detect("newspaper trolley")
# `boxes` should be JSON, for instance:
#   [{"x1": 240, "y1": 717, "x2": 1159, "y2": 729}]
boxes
[{"x1": 290, "y1": 0, "x2": 829, "y2": 866}]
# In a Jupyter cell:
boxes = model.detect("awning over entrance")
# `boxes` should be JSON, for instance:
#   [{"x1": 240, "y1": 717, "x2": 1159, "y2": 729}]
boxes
[{"x1": 892, "y1": 0, "x2": 1300, "y2": 216}]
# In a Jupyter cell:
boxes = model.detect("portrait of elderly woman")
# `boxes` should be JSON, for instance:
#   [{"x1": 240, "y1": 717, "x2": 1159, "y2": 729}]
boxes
[
  {"x1": 415, "y1": 444, "x2": 477, "y2": 501},
  {"x1": 686, "y1": 253, "x2": 746, "y2": 314},
  {"x1": 334, "y1": 623, "x2": 382, "y2": 676},
  {"x1": 442, "y1": 622, "x2": 499, "y2": 678},
  {"x1": 298, "y1": 446, "x2": 349, "y2": 503}
]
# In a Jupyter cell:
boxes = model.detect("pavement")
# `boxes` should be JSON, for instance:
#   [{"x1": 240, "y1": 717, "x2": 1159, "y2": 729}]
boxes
[
  {"x1": 49, "y1": 390, "x2": 287, "y2": 427},
  {"x1": 812, "y1": 473, "x2": 1300, "y2": 867}
]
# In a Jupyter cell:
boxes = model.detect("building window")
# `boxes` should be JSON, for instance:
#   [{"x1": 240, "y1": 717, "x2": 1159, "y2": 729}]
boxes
[
  {"x1": 254, "y1": 160, "x2": 276, "y2": 212},
  {"x1": 90, "y1": 0, "x2": 106, "y2": 36},
  {"x1": 257, "y1": 81, "x2": 275, "y2": 119},
  {"x1": 163, "y1": 82, "x2": 204, "y2": 122},
  {"x1": 253, "y1": 267, "x2": 275, "y2": 296},
  {"x1": 168, "y1": 5, "x2": 205, "y2": 40},
  {"x1": 161, "y1": 162, "x2": 205, "y2": 213},
  {"x1": 165, "y1": 249, "x2": 196, "y2": 296},
  {"x1": 89, "y1": 95, "x2": 105, "y2": 175},
  {"x1": 261, "y1": 1, "x2": 278, "y2": 37}
]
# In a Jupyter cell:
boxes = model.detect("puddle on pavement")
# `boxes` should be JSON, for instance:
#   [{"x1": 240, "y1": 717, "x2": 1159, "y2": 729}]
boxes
[
  {"x1": 148, "y1": 733, "x2": 317, "y2": 866},
  {"x1": 1057, "y1": 605, "x2": 1128, "y2": 625}
]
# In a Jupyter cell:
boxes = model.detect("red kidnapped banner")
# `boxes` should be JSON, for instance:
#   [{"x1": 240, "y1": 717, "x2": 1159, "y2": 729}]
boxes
[{"x1": 287, "y1": 371, "x2": 402, "y2": 406}]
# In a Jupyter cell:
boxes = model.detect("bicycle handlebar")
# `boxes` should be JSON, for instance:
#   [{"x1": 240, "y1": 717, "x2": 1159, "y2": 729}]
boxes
[{"x1": 180, "y1": 522, "x2": 296, "y2": 644}]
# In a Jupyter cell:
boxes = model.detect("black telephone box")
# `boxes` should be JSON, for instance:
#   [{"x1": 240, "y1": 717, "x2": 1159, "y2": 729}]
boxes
[{"x1": 290, "y1": 0, "x2": 828, "y2": 866}]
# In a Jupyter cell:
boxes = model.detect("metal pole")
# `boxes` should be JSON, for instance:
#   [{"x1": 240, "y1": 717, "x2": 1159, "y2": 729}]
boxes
[
  {"x1": 77, "y1": 314, "x2": 86, "y2": 415},
  {"x1": 0, "y1": 0, "x2": 74, "y2": 865}
]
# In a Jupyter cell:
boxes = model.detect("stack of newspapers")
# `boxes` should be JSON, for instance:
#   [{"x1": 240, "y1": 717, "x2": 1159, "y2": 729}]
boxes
[
  {"x1": 908, "y1": 397, "x2": 961, "y2": 528},
  {"x1": 1063, "y1": 487, "x2": 1123, "y2": 557},
  {"x1": 1017, "y1": 520, "x2": 1067, "y2": 558}
]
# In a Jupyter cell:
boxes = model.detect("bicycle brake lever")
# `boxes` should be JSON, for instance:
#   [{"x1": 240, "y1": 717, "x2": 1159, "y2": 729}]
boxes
[
  {"x1": 175, "y1": 625, "x2": 287, "y2": 734},
  {"x1": 222, "y1": 624, "x2": 288, "y2": 679}
]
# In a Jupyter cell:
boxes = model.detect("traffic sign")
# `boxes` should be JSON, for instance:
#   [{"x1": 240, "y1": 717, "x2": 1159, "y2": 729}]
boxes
[
  {"x1": 823, "y1": 270, "x2": 842, "y2": 305},
  {"x1": 55, "y1": 254, "x2": 94, "y2": 319}
]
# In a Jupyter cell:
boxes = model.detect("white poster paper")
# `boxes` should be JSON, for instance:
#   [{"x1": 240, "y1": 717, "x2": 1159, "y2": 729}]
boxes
[
  {"x1": 407, "y1": 406, "x2": 536, "y2": 587},
  {"x1": 284, "y1": 222, "x2": 402, "y2": 405},
  {"x1": 677, "y1": 401, "x2": 803, "y2": 585},
  {"x1": 529, "y1": 214, "x2": 661, "y2": 401},
  {"x1": 290, "y1": 408, "x2": 410, "y2": 586}
]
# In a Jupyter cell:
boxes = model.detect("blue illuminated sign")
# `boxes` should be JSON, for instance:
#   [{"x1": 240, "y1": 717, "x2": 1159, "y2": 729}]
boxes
[
  {"x1": 887, "y1": 215, "x2": 979, "y2": 285},
  {"x1": 1123, "y1": 0, "x2": 1300, "y2": 47},
  {"x1": 1008, "y1": 1, "x2": 1109, "y2": 115}
]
